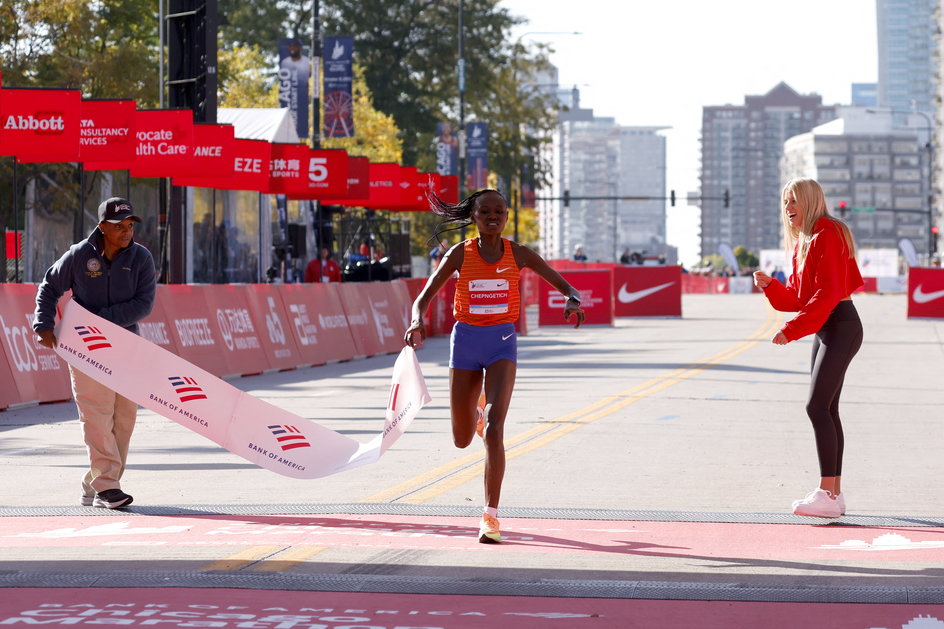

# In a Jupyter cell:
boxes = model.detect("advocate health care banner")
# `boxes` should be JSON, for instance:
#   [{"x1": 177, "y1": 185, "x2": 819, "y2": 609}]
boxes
[{"x1": 55, "y1": 301, "x2": 431, "y2": 479}]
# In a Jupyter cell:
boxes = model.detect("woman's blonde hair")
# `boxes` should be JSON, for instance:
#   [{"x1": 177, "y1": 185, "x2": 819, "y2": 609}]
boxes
[{"x1": 781, "y1": 177, "x2": 857, "y2": 268}]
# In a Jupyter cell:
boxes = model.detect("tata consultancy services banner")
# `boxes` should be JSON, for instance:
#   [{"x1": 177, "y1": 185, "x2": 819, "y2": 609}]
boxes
[
  {"x1": 278, "y1": 37, "x2": 311, "y2": 140},
  {"x1": 467, "y1": 122, "x2": 488, "y2": 190},
  {"x1": 322, "y1": 36, "x2": 354, "y2": 138},
  {"x1": 55, "y1": 301, "x2": 430, "y2": 479}
]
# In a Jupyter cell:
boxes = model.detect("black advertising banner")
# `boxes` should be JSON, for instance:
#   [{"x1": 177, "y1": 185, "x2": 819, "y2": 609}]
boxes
[
  {"x1": 322, "y1": 36, "x2": 354, "y2": 138},
  {"x1": 278, "y1": 37, "x2": 311, "y2": 140}
]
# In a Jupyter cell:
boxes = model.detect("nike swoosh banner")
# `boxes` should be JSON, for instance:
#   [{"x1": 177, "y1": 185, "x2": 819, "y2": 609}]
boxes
[
  {"x1": 54, "y1": 301, "x2": 431, "y2": 479},
  {"x1": 907, "y1": 267, "x2": 944, "y2": 319}
]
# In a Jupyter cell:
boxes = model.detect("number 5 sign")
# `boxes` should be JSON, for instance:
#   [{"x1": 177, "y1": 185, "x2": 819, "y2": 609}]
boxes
[{"x1": 301, "y1": 149, "x2": 349, "y2": 197}]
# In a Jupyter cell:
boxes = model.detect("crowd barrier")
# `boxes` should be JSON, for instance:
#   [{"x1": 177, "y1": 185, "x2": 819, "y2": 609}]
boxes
[{"x1": 0, "y1": 279, "x2": 461, "y2": 411}]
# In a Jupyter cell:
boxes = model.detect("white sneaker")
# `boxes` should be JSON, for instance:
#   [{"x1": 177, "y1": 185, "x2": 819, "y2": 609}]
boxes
[
  {"x1": 792, "y1": 488, "x2": 841, "y2": 518},
  {"x1": 836, "y1": 492, "x2": 846, "y2": 515}
]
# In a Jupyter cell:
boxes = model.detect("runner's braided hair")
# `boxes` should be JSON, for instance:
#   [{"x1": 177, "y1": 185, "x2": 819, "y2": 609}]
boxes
[{"x1": 426, "y1": 188, "x2": 507, "y2": 247}]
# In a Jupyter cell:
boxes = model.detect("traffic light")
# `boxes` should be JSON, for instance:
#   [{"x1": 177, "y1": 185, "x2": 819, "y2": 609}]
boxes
[
  {"x1": 838, "y1": 201, "x2": 848, "y2": 218},
  {"x1": 670, "y1": 190, "x2": 676, "y2": 207},
  {"x1": 932, "y1": 225, "x2": 940, "y2": 256},
  {"x1": 723, "y1": 189, "x2": 730, "y2": 208},
  {"x1": 563, "y1": 189, "x2": 570, "y2": 207}
]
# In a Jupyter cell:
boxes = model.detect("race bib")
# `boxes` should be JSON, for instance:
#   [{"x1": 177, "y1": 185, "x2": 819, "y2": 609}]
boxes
[{"x1": 468, "y1": 279, "x2": 509, "y2": 314}]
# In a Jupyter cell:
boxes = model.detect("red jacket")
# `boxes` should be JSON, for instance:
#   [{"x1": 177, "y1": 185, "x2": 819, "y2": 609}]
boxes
[
  {"x1": 763, "y1": 217, "x2": 863, "y2": 341},
  {"x1": 304, "y1": 258, "x2": 341, "y2": 283}
]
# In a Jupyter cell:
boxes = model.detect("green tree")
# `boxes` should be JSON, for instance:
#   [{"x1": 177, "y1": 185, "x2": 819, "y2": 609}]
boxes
[{"x1": 733, "y1": 245, "x2": 759, "y2": 270}]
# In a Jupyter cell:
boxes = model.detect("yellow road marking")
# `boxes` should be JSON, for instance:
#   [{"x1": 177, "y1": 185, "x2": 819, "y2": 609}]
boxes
[
  {"x1": 251, "y1": 546, "x2": 328, "y2": 571},
  {"x1": 366, "y1": 307, "x2": 783, "y2": 504},
  {"x1": 201, "y1": 545, "x2": 282, "y2": 571}
]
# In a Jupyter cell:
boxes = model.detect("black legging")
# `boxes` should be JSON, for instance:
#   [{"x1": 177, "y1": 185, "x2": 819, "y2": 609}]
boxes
[{"x1": 806, "y1": 300, "x2": 863, "y2": 477}]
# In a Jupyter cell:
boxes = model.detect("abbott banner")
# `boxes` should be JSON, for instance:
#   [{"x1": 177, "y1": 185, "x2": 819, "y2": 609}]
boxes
[{"x1": 55, "y1": 301, "x2": 430, "y2": 479}]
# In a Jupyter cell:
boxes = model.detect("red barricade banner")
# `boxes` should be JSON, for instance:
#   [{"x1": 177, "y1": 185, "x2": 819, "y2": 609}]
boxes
[
  {"x1": 0, "y1": 337, "x2": 15, "y2": 409},
  {"x1": 336, "y1": 283, "x2": 384, "y2": 357},
  {"x1": 0, "y1": 284, "x2": 72, "y2": 405},
  {"x1": 387, "y1": 280, "x2": 414, "y2": 339},
  {"x1": 156, "y1": 285, "x2": 230, "y2": 376},
  {"x1": 363, "y1": 281, "x2": 409, "y2": 354},
  {"x1": 0, "y1": 88, "x2": 82, "y2": 163},
  {"x1": 138, "y1": 294, "x2": 180, "y2": 356},
  {"x1": 277, "y1": 283, "x2": 357, "y2": 365},
  {"x1": 907, "y1": 267, "x2": 944, "y2": 319},
  {"x1": 613, "y1": 266, "x2": 682, "y2": 317},
  {"x1": 244, "y1": 284, "x2": 303, "y2": 371},
  {"x1": 79, "y1": 99, "x2": 136, "y2": 165},
  {"x1": 539, "y1": 269, "x2": 613, "y2": 326},
  {"x1": 199, "y1": 285, "x2": 270, "y2": 377},
  {"x1": 429, "y1": 276, "x2": 457, "y2": 337}
]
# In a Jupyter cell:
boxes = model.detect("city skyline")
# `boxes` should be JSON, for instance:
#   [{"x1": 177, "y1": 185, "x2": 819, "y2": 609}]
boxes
[{"x1": 501, "y1": 0, "x2": 879, "y2": 266}]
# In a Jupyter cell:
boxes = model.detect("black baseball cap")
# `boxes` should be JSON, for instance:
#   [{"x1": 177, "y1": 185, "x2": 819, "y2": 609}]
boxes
[{"x1": 98, "y1": 197, "x2": 141, "y2": 224}]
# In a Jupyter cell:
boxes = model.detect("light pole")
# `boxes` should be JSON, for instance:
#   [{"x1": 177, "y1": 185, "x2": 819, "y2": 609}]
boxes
[{"x1": 866, "y1": 107, "x2": 936, "y2": 257}]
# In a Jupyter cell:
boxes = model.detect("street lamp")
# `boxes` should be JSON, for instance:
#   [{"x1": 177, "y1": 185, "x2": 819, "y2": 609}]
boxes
[{"x1": 865, "y1": 107, "x2": 936, "y2": 257}]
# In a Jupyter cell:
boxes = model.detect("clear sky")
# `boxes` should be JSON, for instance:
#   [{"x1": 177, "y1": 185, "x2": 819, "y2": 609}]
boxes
[{"x1": 500, "y1": 0, "x2": 879, "y2": 266}]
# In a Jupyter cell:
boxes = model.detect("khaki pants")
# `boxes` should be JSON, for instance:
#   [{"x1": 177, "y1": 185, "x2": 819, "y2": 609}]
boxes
[{"x1": 70, "y1": 366, "x2": 138, "y2": 496}]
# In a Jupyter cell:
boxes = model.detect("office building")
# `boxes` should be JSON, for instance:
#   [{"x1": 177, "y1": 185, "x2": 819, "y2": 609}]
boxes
[
  {"x1": 699, "y1": 82, "x2": 837, "y2": 260},
  {"x1": 782, "y1": 108, "x2": 932, "y2": 254}
]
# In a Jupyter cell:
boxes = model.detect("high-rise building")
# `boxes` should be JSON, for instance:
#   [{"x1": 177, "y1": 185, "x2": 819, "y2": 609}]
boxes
[
  {"x1": 541, "y1": 88, "x2": 672, "y2": 263},
  {"x1": 782, "y1": 108, "x2": 932, "y2": 255},
  {"x1": 698, "y1": 82, "x2": 837, "y2": 260},
  {"x1": 876, "y1": 0, "x2": 936, "y2": 117},
  {"x1": 851, "y1": 83, "x2": 878, "y2": 107}
]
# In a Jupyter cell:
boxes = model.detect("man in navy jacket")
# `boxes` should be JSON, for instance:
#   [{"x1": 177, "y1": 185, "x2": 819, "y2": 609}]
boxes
[{"x1": 33, "y1": 197, "x2": 156, "y2": 509}]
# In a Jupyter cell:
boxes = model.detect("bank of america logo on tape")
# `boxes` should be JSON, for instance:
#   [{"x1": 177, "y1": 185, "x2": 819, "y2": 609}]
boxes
[
  {"x1": 268, "y1": 425, "x2": 312, "y2": 450},
  {"x1": 168, "y1": 376, "x2": 208, "y2": 402},
  {"x1": 75, "y1": 326, "x2": 112, "y2": 351}
]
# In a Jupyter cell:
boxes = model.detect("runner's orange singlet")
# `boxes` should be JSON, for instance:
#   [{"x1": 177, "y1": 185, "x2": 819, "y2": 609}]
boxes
[{"x1": 453, "y1": 238, "x2": 520, "y2": 326}]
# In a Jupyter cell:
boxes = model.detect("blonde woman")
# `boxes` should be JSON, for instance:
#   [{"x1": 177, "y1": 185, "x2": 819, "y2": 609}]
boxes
[{"x1": 753, "y1": 178, "x2": 863, "y2": 518}]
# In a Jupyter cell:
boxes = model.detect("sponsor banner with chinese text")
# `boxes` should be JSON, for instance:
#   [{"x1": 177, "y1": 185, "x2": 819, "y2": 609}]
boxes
[
  {"x1": 54, "y1": 300, "x2": 430, "y2": 478},
  {"x1": 538, "y1": 269, "x2": 613, "y2": 326},
  {"x1": 0, "y1": 88, "x2": 82, "y2": 162},
  {"x1": 613, "y1": 266, "x2": 682, "y2": 317},
  {"x1": 200, "y1": 285, "x2": 270, "y2": 377},
  {"x1": 907, "y1": 267, "x2": 944, "y2": 319}
]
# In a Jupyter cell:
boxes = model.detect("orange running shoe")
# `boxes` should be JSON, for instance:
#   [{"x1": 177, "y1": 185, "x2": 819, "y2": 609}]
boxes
[
  {"x1": 475, "y1": 392, "x2": 486, "y2": 438},
  {"x1": 478, "y1": 513, "x2": 501, "y2": 543}
]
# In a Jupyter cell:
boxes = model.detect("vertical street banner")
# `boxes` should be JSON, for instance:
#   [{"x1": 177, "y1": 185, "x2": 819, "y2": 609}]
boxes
[
  {"x1": 467, "y1": 122, "x2": 488, "y2": 190},
  {"x1": 435, "y1": 122, "x2": 458, "y2": 176},
  {"x1": 54, "y1": 301, "x2": 431, "y2": 479},
  {"x1": 278, "y1": 37, "x2": 311, "y2": 140},
  {"x1": 322, "y1": 36, "x2": 354, "y2": 138}
]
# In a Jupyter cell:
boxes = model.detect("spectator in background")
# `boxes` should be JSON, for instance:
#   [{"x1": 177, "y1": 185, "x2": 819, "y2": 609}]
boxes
[
  {"x1": 619, "y1": 248, "x2": 631, "y2": 264},
  {"x1": 573, "y1": 245, "x2": 588, "y2": 262},
  {"x1": 305, "y1": 247, "x2": 341, "y2": 283},
  {"x1": 33, "y1": 198, "x2": 156, "y2": 510}
]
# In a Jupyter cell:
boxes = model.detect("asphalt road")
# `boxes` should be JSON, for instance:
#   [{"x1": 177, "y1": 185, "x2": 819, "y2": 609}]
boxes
[{"x1": 1, "y1": 293, "x2": 942, "y2": 626}]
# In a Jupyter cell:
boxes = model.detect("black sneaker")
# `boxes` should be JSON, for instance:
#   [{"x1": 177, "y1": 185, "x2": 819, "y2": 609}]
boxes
[{"x1": 93, "y1": 489, "x2": 133, "y2": 509}]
